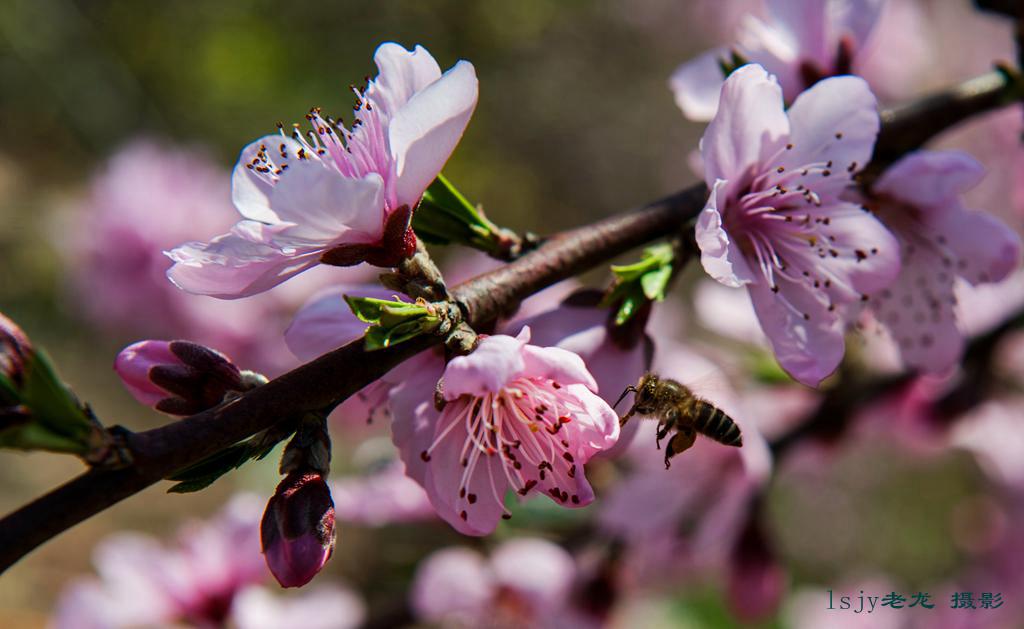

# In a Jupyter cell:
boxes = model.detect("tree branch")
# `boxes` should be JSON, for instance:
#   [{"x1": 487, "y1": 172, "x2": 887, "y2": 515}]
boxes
[{"x1": 0, "y1": 69, "x2": 1019, "y2": 573}]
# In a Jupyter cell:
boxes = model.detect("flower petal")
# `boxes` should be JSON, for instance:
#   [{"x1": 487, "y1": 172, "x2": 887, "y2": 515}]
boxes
[
  {"x1": 874, "y1": 150, "x2": 986, "y2": 209},
  {"x1": 489, "y1": 539, "x2": 576, "y2": 612},
  {"x1": 389, "y1": 60, "x2": 479, "y2": 209},
  {"x1": 285, "y1": 285, "x2": 395, "y2": 361},
  {"x1": 786, "y1": 200, "x2": 901, "y2": 301},
  {"x1": 868, "y1": 244, "x2": 965, "y2": 372},
  {"x1": 828, "y1": 0, "x2": 887, "y2": 53},
  {"x1": 442, "y1": 333, "x2": 526, "y2": 399},
  {"x1": 268, "y1": 166, "x2": 386, "y2": 242},
  {"x1": 932, "y1": 202, "x2": 1022, "y2": 286},
  {"x1": 762, "y1": 0, "x2": 828, "y2": 66},
  {"x1": 411, "y1": 548, "x2": 493, "y2": 623},
  {"x1": 389, "y1": 352, "x2": 447, "y2": 486},
  {"x1": 781, "y1": 75, "x2": 878, "y2": 181},
  {"x1": 366, "y1": 43, "x2": 443, "y2": 119},
  {"x1": 696, "y1": 179, "x2": 758, "y2": 288},
  {"x1": 166, "y1": 232, "x2": 322, "y2": 299},
  {"x1": 747, "y1": 278, "x2": 845, "y2": 386},
  {"x1": 521, "y1": 344, "x2": 598, "y2": 391},
  {"x1": 701, "y1": 64, "x2": 789, "y2": 188},
  {"x1": 423, "y1": 413, "x2": 509, "y2": 536},
  {"x1": 231, "y1": 136, "x2": 304, "y2": 224},
  {"x1": 669, "y1": 48, "x2": 727, "y2": 121}
]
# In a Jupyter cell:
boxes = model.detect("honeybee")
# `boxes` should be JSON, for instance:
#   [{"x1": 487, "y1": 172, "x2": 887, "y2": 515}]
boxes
[{"x1": 615, "y1": 373, "x2": 743, "y2": 469}]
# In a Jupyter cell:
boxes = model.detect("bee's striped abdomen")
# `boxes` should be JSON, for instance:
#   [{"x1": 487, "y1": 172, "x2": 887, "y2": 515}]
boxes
[{"x1": 693, "y1": 401, "x2": 743, "y2": 447}]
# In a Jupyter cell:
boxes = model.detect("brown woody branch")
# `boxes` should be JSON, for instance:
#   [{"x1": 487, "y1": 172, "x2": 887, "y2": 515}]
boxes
[{"x1": 0, "y1": 69, "x2": 1019, "y2": 573}]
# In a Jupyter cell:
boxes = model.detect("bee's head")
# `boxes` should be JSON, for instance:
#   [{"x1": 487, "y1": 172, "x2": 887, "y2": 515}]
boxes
[{"x1": 633, "y1": 373, "x2": 660, "y2": 414}]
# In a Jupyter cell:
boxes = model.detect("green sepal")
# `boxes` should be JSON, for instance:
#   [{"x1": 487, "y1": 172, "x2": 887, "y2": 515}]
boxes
[
  {"x1": 364, "y1": 318, "x2": 434, "y2": 351},
  {"x1": 344, "y1": 294, "x2": 443, "y2": 352},
  {"x1": 602, "y1": 243, "x2": 675, "y2": 325},
  {"x1": 343, "y1": 295, "x2": 431, "y2": 325},
  {"x1": 718, "y1": 49, "x2": 750, "y2": 77},
  {"x1": 415, "y1": 173, "x2": 508, "y2": 255},
  {"x1": 0, "y1": 349, "x2": 97, "y2": 455}
]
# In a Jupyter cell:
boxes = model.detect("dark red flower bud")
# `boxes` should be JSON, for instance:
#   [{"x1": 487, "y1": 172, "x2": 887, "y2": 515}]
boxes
[{"x1": 261, "y1": 471, "x2": 336, "y2": 588}]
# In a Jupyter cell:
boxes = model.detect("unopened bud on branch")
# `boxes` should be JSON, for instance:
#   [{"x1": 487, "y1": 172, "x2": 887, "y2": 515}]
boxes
[
  {"x1": 114, "y1": 340, "x2": 259, "y2": 415},
  {"x1": 261, "y1": 470, "x2": 336, "y2": 588}
]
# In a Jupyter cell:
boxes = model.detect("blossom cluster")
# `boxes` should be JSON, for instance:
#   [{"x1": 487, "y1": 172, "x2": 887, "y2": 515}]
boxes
[{"x1": 42, "y1": 0, "x2": 1024, "y2": 625}]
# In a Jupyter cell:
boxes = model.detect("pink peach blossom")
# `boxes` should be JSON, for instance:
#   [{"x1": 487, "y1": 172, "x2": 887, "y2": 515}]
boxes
[
  {"x1": 52, "y1": 493, "x2": 364, "y2": 628},
  {"x1": 410, "y1": 538, "x2": 579, "y2": 628},
  {"x1": 53, "y1": 495, "x2": 267, "y2": 628},
  {"x1": 60, "y1": 138, "x2": 369, "y2": 375},
  {"x1": 167, "y1": 43, "x2": 478, "y2": 298},
  {"x1": 331, "y1": 460, "x2": 436, "y2": 526},
  {"x1": 866, "y1": 150, "x2": 1021, "y2": 372},
  {"x1": 391, "y1": 328, "x2": 619, "y2": 535},
  {"x1": 695, "y1": 64, "x2": 899, "y2": 386},
  {"x1": 671, "y1": 0, "x2": 887, "y2": 120}
]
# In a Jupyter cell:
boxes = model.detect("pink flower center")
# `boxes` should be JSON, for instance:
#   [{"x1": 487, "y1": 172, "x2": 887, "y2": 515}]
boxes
[
  {"x1": 421, "y1": 376, "x2": 585, "y2": 520},
  {"x1": 244, "y1": 83, "x2": 397, "y2": 207},
  {"x1": 724, "y1": 141, "x2": 882, "y2": 320}
]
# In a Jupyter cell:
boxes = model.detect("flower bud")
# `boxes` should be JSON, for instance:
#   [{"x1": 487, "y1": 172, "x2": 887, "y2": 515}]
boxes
[
  {"x1": 0, "y1": 312, "x2": 32, "y2": 387},
  {"x1": 114, "y1": 340, "x2": 246, "y2": 415},
  {"x1": 261, "y1": 471, "x2": 336, "y2": 588}
]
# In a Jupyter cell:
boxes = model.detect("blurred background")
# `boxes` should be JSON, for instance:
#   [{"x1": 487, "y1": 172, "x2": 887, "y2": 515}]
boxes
[{"x1": 1, "y1": 0, "x2": 1023, "y2": 627}]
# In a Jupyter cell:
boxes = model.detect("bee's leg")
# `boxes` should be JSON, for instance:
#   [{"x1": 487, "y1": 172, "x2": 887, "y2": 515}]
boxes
[
  {"x1": 655, "y1": 421, "x2": 671, "y2": 449},
  {"x1": 664, "y1": 427, "x2": 696, "y2": 470},
  {"x1": 618, "y1": 407, "x2": 636, "y2": 428}
]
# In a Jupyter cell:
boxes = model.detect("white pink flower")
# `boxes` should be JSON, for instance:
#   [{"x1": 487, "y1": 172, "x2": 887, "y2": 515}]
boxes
[
  {"x1": 410, "y1": 538, "x2": 579, "y2": 628},
  {"x1": 60, "y1": 139, "x2": 368, "y2": 375},
  {"x1": 53, "y1": 495, "x2": 258, "y2": 627},
  {"x1": 671, "y1": 0, "x2": 887, "y2": 120},
  {"x1": 866, "y1": 150, "x2": 1021, "y2": 371},
  {"x1": 331, "y1": 460, "x2": 436, "y2": 526},
  {"x1": 167, "y1": 43, "x2": 478, "y2": 298},
  {"x1": 392, "y1": 328, "x2": 619, "y2": 535},
  {"x1": 53, "y1": 495, "x2": 365, "y2": 628},
  {"x1": 695, "y1": 63, "x2": 899, "y2": 386}
]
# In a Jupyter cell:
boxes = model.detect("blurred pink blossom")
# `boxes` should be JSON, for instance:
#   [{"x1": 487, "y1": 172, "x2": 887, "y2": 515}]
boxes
[
  {"x1": 866, "y1": 150, "x2": 1021, "y2": 372},
  {"x1": 167, "y1": 43, "x2": 478, "y2": 297},
  {"x1": 671, "y1": 0, "x2": 887, "y2": 120},
  {"x1": 410, "y1": 538, "x2": 580, "y2": 628},
  {"x1": 62, "y1": 138, "x2": 367, "y2": 376},
  {"x1": 230, "y1": 585, "x2": 365, "y2": 629},
  {"x1": 392, "y1": 328, "x2": 620, "y2": 535},
  {"x1": 52, "y1": 495, "x2": 352, "y2": 628},
  {"x1": 695, "y1": 64, "x2": 898, "y2": 385},
  {"x1": 331, "y1": 460, "x2": 436, "y2": 526}
]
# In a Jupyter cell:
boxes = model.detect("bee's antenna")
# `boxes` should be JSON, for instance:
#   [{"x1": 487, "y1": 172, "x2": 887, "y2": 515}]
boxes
[{"x1": 613, "y1": 386, "x2": 636, "y2": 410}]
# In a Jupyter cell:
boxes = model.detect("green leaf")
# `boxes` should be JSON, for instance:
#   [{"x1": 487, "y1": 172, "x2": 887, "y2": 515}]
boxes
[
  {"x1": 605, "y1": 243, "x2": 675, "y2": 325},
  {"x1": 364, "y1": 318, "x2": 434, "y2": 351},
  {"x1": 640, "y1": 265, "x2": 673, "y2": 301},
  {"x1": 343, "y1": 295, "x2": 428, "y2": 325},
  {"x1": 166, "y1": 426, "x2": 292, "y2": 493},
  {"x1": 415, "y1": 173, "x2": 509, "y2": 255}
]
